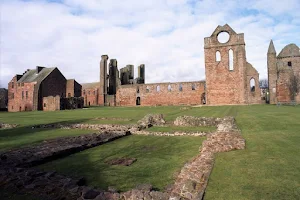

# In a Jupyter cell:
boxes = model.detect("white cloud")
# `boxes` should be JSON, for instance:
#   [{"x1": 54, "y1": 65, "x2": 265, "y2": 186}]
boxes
[{"x1": 0, "y1": 0, "x2": 300, "y2": 88}]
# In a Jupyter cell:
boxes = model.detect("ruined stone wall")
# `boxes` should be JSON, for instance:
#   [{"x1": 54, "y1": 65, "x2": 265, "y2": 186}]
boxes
[
  {"x1": 8, "y1": 76, "x2": 36, "y2": 112},
  {"x1": 82, "y1": 88, "x2": 99, "y2": 107},
  {"x1": 43, "y1": 96, "x2": 60, "y2": 111},
  {"x1": 204, "y1": 25, "x2": 250, "y2": 105},
  {"x1": 0, "y1": 88, "x2": 8, "y2": 110},
  {"x1": 246, "y1": 63, "x2": 261, "y2": 104},
  {"x1": 116, "y1": 81, "x2": 205, "y2": 106},
  {"x1": 66, "y1": 79, "x2": 82, "y2": 98}
]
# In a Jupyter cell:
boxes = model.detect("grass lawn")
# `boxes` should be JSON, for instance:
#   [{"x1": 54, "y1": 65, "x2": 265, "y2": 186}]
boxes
[
  {"x1": 147, "y1": 125, "x2": 216, "y2": 133},
  {"x1": 37, "y1": 135, "x2": 205, "y2": 192},
  {"x1": 0, "y1": 105, "x2": 300, "y2": 199}
]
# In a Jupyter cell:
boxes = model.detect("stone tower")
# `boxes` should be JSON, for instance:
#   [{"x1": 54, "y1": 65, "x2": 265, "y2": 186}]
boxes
[
  {"x1": 204, "y1": 24, "x2": 248, "y2": 105},
  {"x1": 108, "y1": 59, "x2": 118, "y2": 95},
  {"x1": 138, "y1": 64, "x2": 145, "y2": 84},
  {"x1": 267, "y1": 40, "x2": 277, "y2": 104},
  {"x1": 100, "y1": 55, "x2": 109, "y2": 105}
]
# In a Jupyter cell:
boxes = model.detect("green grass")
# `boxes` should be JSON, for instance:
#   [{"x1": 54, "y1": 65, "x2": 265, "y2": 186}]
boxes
[
  {"x1": 0, "y1": 128, "x2": 93, "y2": 152},
  {"x1": 37, "y1": 135, "x2": 205, "y2": 192},
  {"x1": 147, "y1": 125, "x2": 216, "y2": 133},
  {"x1": 1, "y1": 105, "x2": 300, "y2": 199}
]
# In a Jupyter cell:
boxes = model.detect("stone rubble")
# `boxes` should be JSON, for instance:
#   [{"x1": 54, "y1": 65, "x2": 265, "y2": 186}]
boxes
[
  {"x1": 0, "y1": 114, "x2": 246, "y2": 200},
  {"x1": 0, "y1": 122, "x2": 18, "y2": 129}
]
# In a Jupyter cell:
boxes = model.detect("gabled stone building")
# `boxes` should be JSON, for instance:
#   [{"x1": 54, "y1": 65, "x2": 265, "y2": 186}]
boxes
[
  {"x1": 267, "y1": 41, "x2": 300, "y2": 104},
  {"x1": 8, "y1": 66, "x2": 82, "y2": 112}
]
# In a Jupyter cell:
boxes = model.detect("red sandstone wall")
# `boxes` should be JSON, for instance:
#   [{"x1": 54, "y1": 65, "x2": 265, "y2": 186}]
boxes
[
  {"x1": 43, "y1": 96, "x2": 60, "y2": 111},
  {"x1": 82, "y1": 88, "x2": 99, "y2": 106},
  {"x1": 8, "y1": 76, "x2": 36, "y2": 112},
  {"x1": 116, "y1": 81, "x2": 205, "y2": 106}
]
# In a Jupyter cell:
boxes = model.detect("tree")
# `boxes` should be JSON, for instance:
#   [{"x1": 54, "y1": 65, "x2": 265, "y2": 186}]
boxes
[
  {"x1": 289, "y1": 73, "x2": 300, "y2": 101},
  {"x1": 259, "y1": 79, "x2": 268, "y2": 88}
]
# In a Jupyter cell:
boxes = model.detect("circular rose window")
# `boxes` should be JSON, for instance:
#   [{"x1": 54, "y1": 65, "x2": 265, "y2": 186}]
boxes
[{"x1": 217, "y1": 32, "x2": 230, "y2": 43}]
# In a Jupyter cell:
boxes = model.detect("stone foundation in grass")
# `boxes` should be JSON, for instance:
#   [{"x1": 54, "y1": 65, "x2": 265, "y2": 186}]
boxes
[
  {"x1": 0, "y1": 114, "x2": 245, "y2": 200},
  {"x1": 0, "y1": 122, "x2": 18, "y2": 129}
]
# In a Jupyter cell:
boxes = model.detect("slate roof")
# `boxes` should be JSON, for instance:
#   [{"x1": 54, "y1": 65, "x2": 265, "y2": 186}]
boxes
[
  {"x1": 278, "y1": 44, "x2": 300, "y2": 58},
  {"x1": 17, "y1": 67, "x2": 56, "y2": 83},
  {"x1": 81, "y1": 82, "x2": 100, "y2": 89}
]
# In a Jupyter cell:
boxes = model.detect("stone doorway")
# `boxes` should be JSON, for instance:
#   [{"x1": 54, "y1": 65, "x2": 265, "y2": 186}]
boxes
[{"x1": 136, "y1": 97, "x2": 141, "y2": 106}]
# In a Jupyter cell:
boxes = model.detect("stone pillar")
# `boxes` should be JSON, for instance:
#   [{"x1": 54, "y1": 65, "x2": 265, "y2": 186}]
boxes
[
  {"x1": 109, "y1": 59, "x2": 118, "y2": 95},
  {"x1": 138, "y1": 64, "x2": 145, "y2": 84},
  {"x1": 267, "y1": 40, "x2": 277, "y2": 104},
  {"x1": 100, "y1": 55, "x2": 109, "y2": 105},
  {"x1": 126, "y1": 65, "x2": 134, "y2": 80}
]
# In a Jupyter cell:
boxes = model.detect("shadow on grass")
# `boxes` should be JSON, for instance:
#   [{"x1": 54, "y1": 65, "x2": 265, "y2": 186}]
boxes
[{"x1": 0, "y1": 118, "x2": 91, "y2": 138}]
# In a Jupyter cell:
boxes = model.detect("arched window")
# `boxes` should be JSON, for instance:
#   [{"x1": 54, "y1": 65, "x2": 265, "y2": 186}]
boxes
[
  {"x1": 216, "y1": 51, "x2": 221, "y2": 61},
  {"x1": 250, "y1": 78, "x2": 255, "y2": 92},
  {"x1": 168, "y1": 84, "x2": 172, "y2": 92},
  {"x1": 229, "y1": 49, "x2": 234, "y2": 70},
  {"x1": 146, "y1": 86, "x2": 150, "y2": 93},
  {"x1": 179, "y1": 84, "x2": 183, "y2": 91},
  {"x1": 137, "y1": 86, "x2": 140, "y2": 93},
  {"x1": 192, "y1": 84, "x2": 196, "y2": 90},
  {"x1": 156, "y1": 85, "x2": 160, "y2": 92}
]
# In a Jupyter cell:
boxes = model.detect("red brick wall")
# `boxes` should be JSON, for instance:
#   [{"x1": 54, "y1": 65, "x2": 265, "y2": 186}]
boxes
[
  {"x1": 8, "y1": 76, "x2": 36, "y2": 112},
  {"x1": 43, "y1": 96, "x2": 60, "y2": 111},
  {"x1": 116, "y1": 81, "x2": 205, "y2": 106},
  {"x1": 82, "y1": 88, "x2": 99, "y2": 106},
  {"x1": 246, "y1": 63, "x2": 261, "y2": 104},
  {"x1": 204, "y1": 26, "x2": 248, "y2": 105}
]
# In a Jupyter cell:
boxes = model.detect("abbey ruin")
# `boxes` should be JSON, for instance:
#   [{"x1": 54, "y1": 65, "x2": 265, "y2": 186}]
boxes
[{"x1": 4, "y1": 24, "x2": 300, "y2": 112}]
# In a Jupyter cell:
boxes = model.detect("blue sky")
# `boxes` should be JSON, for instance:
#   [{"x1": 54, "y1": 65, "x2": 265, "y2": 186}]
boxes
[{"x1": 0, "y1": 0, "x2": 300, "y2": 87}]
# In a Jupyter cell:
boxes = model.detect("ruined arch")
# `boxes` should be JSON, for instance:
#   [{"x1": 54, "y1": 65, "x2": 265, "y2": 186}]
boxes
[
  {"x1": 156, "y1": 85, "x2": 160, "y2": 92},
  {"x1": 168, "y1": 84, "x2": 172, "y2": 92},
  {"x1": 250, "y1": 78, "x2": 255, "y2": 92},
  {"x1": 179, "y1": 84, "x2": 183, "y2": 91}
]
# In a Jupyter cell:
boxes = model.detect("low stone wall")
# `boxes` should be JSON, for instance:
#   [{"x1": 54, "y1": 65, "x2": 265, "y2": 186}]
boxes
[
  {"x1": 0, "y1": 123, "x2": 18, "y2": 129},
  {"x1": 132, "y1": 131, "x2": 207, "y2": 137},
  {"x1": 173, "y1": 115, "x2": 222, "y2": 127},
  {"x1": 0, "y1": 131, "x2": 129, "y2": 168},
  {"x1": 169, "y1": 116, "x2": 245, "y2": 200}
]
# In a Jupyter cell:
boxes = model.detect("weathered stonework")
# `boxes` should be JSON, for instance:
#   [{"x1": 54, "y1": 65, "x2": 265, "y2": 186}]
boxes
[
  {"x1": 267, "y1": 42, "x2": 300, "y2": 104},
  {"x1": 0, "y1": 114, "x2": 245, "y2": 200},
  {"x1": 204, "y1": 24, "x2": 260, "y2": 105},
  {"x1": 0, "y1": 88, "x2": 8, "y2": 110}
]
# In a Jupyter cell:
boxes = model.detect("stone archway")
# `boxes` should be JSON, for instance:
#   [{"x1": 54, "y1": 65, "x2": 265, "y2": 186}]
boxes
[
  {"x1": 201, "y1": 93, "x2": 206, "y2": 104},
  {"x1": 136, "y1": 97, "x2": 141, "y2": 106}
]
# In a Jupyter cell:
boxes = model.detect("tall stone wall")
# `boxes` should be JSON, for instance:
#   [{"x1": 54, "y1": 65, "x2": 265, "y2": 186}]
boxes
[
  {"x1": 100, "y1": 55, "x2": 109, "y2": 105},
  {"x1": 116, "y1": 81, "x2": 205, "y2": 106},
  {"x1": 82, "y1": 87, "x2": 99, "y2": 107},
  {"x1": 204, "y1": 24, "x2": 249, "y2": 105},
  {"x1": 246, "y1": 63, "x2": 261, "y2": 104}
]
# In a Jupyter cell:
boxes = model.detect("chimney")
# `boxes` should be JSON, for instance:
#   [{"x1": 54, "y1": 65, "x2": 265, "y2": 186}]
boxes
[{"x1": 36, "y1": 66, "x2": 45, "y2": 74}]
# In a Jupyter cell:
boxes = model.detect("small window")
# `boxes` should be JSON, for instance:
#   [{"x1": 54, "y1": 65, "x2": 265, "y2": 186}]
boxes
[
  {"x1": 12, "y1": 93, "x2": 14, "y2": 99},
  {"x1": 229, "y1": 49, "x2": 234, "y2": 71},
  {"x1": 26, "y1": 91, "x2": 28, "y2": 99},
  {"x1": 12, "y1": 82, "x2": 14, "y2": 88},
  {"x1": 168, "y1": 84, "x2": 172, "y2": 92},
  {"x1": 179, "y1": 84, "x2": 183, "y2": 91},
  {"x1": 22, "y1": 91, "x2": 24, "y2": 99},
  {"x1": 156, "y1": 85, "x2": 160, "y2": 92},
  {"x1": 288, "y1": 61, "x2": 292, "y2": 67},
  {"x1": 21, "y1": 83, "x2": 24, "y2": 86},
  {"x1": 44, "y1": 103, "x2": 46, "y2": 107},
  {"x1": 83, "y1": 90, "x2": 86, "y2": 95},
  {"x1": 192, "y1": 84, "x2": 196, "y2": 90},
  {"x1": 146, "y1": 86, "x2": 150, "y2": 93},
  {"x1": 216, "y1": 51, "x2": 221, "y2": 61}
]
